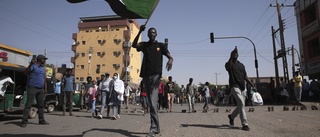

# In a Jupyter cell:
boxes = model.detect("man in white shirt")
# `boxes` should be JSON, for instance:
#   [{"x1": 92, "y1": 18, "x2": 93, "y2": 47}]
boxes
[{"x1": 124, "y1": 83, "x2": 132, "y2": 109}]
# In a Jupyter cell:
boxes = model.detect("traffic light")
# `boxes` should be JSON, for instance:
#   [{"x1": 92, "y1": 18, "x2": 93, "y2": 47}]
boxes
[{"x1": 210, "y1": 32, "x2": 214, "y2": 43}]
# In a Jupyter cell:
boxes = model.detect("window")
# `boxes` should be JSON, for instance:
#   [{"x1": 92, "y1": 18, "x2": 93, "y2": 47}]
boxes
[
  {"x1": 115, "y1": 29, "x2": 120, "y2": 31},
  {"x1": 307, "y1": 37, "x2": 320, "y2": 58},
  {"x1": 80, "y1": 77, "x2": 84, "y2": 81},
  {"x1": 302, "y1": 3, "x2": 317, "y2": 27},
  {"x1": 102, "y1": 64, "x2": 105, "y2": 66},
  {"x1": 82, "y1": 41, "x2": 86, "y2": 45},
  {"x1": 81, "y1": 65, "x2": 84, "y2": 69},
  {"x1": 98, "y1": 40, "x2": 102, "y2": 44},
  {"x1": 81, "y1": 53, "x2": 85, "y2": 57},
  {"x1": 97, "y1": 52, "x2": 101, "y2": 56}
]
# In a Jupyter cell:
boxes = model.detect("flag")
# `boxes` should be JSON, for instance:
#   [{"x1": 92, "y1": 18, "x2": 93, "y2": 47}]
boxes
[{"x1": 67, "y1": 0, "x2": 159, "y2": 19}]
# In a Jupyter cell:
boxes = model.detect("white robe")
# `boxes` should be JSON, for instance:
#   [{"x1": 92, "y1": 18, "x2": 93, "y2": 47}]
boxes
[{"x1": 0, "y1": 77, "x2": 14, "y2": 97}]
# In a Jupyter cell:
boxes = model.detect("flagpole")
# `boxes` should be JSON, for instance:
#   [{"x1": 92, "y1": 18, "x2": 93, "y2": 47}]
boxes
[{"x1": 144, "y1": 0, "x2": 160, "y2": 26}]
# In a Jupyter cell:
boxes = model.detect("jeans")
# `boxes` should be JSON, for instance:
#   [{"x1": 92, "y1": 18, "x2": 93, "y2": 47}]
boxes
[
  {"x1": 143, "y1": 74, "x2": 161, "y2": 133},
  {"x1": 203, "y1": 97, "x2": 210, "y2": 110},
  {"x1": 124, "y1": 96, "x2": 129, "y2": 108},
  {"x1": 62, "y1": 91, "x2": 74, "y2": 114},
  {"x1": 230, "y1": 87, "x2": 248, "y2": 126},
  {"x1": 91, "y1": 99, "x2": 96, "y2": 113},
  {"x1": 100, "y1": 91, "x2": 110, "y2": 116},
  {"x1": 187, "y1": 94, "x2": 195, "y2": 111},
  {"x1": 22, "y1": 86, "x2": 45, "y2": 124},
  {"x1": 141, "y1": 96, "x2": 149, "y2": 109}
]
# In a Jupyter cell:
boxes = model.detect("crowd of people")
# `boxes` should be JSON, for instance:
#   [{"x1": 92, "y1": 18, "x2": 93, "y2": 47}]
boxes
[{"x1": 18, "y1": 25, "x2": 320, "y2": 137}]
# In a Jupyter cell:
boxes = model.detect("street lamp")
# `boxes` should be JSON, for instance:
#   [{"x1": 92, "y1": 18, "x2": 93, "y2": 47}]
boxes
[
  {"x1": 88, "y1": 47, "x2": 93, "y2": 75},
  {"x1": 210, "y1": 34, "x2": 260, "y2": 83},
  {"x1": 123, "y1": 41, "x2": 131, "y2": 83}
]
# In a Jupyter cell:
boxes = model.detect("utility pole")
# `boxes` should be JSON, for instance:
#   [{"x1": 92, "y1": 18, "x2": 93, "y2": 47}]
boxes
[
  {"x1": 270, "y1": 0, "x2": 290, "y2": 84},
  {"x1": 214, "y1": 73, "x2": 220, "y2": 88},
  {"x1": 292, "y1": 45, "x2": 295, "y2": 78},
  {"x1": 271, "y1": 26, "x2": 280, "y2": 90}
]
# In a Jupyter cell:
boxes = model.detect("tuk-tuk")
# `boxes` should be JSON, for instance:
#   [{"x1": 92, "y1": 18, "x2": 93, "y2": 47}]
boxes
[{"x1": 0, "y1": 62, "x2": 37, "y2": 119}]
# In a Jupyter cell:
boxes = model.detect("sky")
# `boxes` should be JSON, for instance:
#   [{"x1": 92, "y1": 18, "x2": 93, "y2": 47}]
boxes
[{"x1": 0, "y1": 0, "x2": 299, "y2": 86}]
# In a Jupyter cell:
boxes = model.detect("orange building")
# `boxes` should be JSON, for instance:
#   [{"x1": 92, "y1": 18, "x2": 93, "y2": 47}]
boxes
[{"x1": 71, "y1": 15, "x2": 142, "y2": 87}]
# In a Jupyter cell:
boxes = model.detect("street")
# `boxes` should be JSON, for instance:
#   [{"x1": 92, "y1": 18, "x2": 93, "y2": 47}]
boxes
[{"x1": 0, "y1": 102, "x2": 319, "y2": 137}]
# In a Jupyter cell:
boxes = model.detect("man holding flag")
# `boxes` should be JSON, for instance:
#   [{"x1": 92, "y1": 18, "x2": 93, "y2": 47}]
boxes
[{"x1": 132, "y1": 25, "x2": 173, "y2": 136}]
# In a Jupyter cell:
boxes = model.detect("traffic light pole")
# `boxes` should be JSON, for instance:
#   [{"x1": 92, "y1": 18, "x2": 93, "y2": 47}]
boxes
[{"x1": 214, "y1": 36, "x2": 260, "y2": 83}]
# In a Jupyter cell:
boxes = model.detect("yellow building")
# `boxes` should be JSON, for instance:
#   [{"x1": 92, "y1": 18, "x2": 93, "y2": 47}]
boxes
[{"x1": 71, "y1": 15, "x2": 142, "y2": 87}]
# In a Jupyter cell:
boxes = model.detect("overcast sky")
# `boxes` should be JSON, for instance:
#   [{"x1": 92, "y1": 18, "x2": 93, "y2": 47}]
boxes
[{"x1": 0, "y1": 0, "x2": 299, "y2": 86}]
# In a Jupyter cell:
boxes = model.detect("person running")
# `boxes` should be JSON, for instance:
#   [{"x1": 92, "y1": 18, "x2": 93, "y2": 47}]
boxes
[
  {"x1": 132, "y1": 25, "x2": 173, "y2": 137},
  {"x1": 225, "y1": 47, "x2": 255, "y2": 131}
]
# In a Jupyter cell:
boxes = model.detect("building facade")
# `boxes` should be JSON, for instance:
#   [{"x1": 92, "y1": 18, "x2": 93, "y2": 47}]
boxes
[
  {"x1": 295, "y1": 0, "x2": 320, "y2": 79},
  {"x1": 71, "y1": 15, "x2": 142, "y2": 87},
  {"x1": 0, "y1": 43, "x2": 32, "y2": 67}
]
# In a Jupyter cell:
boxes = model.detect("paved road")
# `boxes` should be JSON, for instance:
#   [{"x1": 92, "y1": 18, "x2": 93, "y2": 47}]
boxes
[{"x1": 0, "y1": 102, "x2": 319, "y2": 137}]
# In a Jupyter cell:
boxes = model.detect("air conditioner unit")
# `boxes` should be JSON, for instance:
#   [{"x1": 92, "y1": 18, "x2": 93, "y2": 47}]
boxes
[{"x1": 116, "y1": 64, "x2": 120, "y2": 67}]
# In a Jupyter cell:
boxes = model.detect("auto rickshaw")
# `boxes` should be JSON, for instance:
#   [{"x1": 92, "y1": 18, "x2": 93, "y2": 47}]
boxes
[{"x1": 0, "y1": 62, "x2": 37, "y2": 119}]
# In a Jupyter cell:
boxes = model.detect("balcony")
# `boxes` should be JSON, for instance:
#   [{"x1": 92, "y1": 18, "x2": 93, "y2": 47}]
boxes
[
  {"x1": 71, "y1": 45, "x2": 76, "y2": 52},
  {"x1": 72, "y1": 33, "x2": 77, "y2": 40},
  {"x1": 71, "y1": 57, "x2": 75, "y2": 64},
  {"x1": 302, "y1": 19, "x2": 320, "y2": 38}
]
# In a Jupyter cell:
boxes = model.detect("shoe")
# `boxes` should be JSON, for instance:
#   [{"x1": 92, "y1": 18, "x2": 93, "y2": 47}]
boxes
[
  {"x1": 98, "y1": 114, "x2": 103, "y2": 119},
  {"x1": 146, "y1": 131, "x2": 158, "y2": 137},
  {"x1": 21, "y1": 123, "x2": 27, "y2": 128},
  {"x1": 228, "y1": 115, "x2": 234, "y2": 126},
  {"x1": 116, "y1": 115, "x2": 120, "y2": 119},
  {"x1": 242, "y1": 125, "x2": 250, "y2": 131},
  {"x1": 69, "y1": 113, "x2": 74, "y2": 116},
  {"x1": 125, "y1": 107, "x2": 128, "y2": 109},
  {"x1": 111, "y1": 115, "x2": 117, "y2": 120},
  {"x1": 39, "y1": 121, "x2": 49, "y2": 125}
]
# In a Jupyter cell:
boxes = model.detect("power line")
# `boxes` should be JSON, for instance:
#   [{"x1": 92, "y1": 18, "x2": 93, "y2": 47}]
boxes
[{"x1": 0, "y1": 6, "x2": 71, "y2": 41}]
